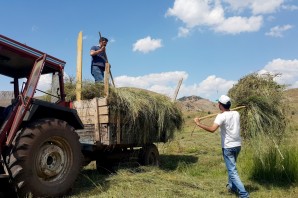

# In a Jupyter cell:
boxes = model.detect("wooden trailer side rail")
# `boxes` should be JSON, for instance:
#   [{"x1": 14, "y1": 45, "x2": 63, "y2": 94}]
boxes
[{"x1": 73, "y1": 97, "x2": 113, "y2": 145}]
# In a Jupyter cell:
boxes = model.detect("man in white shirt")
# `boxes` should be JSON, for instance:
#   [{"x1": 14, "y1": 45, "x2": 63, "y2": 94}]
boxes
[{"x1": 194, "y1": 95, "x2": 249, "y2": 198}]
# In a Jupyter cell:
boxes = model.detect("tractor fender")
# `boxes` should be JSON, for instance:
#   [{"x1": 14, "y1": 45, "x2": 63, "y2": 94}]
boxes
[{"x1": 23, "y1": 99, "x2": 84, "y2": 129}]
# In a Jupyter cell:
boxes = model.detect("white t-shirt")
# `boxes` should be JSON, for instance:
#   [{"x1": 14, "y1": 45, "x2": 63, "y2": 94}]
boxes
[{"x1": 214, "y1": 111, "x2": 241, "y2": 148}]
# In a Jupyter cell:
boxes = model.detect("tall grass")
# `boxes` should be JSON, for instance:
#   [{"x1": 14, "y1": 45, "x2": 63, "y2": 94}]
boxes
[{"x1": 250, "y1": 145, "x2": 298, "y2": 184}]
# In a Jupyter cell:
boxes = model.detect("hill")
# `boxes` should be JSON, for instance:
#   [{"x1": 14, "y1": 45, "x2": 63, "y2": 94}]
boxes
[
  {"x1": 285, "y1": 88, "x2": 298, "y2": 103},
  {"x1": 285, "y1": 88, "x2": 298, "y2": 120},
  {"x1": 0, "y1": 91, "x2": 14, "y2": 106},
  {"x1": 178, "y1": 88, "x2": 298, "y2": 116},
  {"x1": 178, "y1": 95, "x2": 218, "y2": 113}
]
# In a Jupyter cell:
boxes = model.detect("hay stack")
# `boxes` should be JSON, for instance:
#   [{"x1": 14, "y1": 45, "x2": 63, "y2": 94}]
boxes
[
  {"x1": 228, "y1": 73, "x2": 288, "y2": 140},
  {"x1": 64, "y1": 79, "x2": 183, "y2": 143},
  {"x1": 108, "y1": 87, "x2": 183, "y2": 142}
]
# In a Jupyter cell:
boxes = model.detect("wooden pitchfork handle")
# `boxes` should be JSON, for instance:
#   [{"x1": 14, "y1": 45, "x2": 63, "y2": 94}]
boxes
[
  {"x1": 191, "y1": 105, "x2": 246, "y2": 136},
  {"x1": 99, "y1": 32, "x2": 115, "y2": 87}
]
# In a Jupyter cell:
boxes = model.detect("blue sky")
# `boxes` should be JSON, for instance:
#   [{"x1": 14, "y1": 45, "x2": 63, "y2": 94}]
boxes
[{"x1": 1, "y1": 0, "x2": 298, "y2": 101}]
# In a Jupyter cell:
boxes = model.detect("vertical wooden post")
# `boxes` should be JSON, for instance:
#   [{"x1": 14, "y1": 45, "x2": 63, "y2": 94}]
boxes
[
  {"x1": 172, "y1": 78, "x2": 183, "y2": 102},
  {"x1": 94, "y1": 98, "x2": 100, "y2": 141},
  {"x1": 76, "y1": 31, "x2": 83, "y2": 101},
  {"x1": 104, "y1": 62, "x2": 110, "y2": 97},
  {"x1": 116, "y1": 112, "x2": 121, "y2": 144}
]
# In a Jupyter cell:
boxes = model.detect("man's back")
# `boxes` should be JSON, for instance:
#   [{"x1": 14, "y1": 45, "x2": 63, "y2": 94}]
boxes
[{"x1": 214, "y1": 111, "x2": 241, "y2": 148}]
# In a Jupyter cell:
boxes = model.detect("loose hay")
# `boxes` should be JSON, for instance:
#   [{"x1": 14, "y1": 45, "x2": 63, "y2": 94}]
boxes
[
  {"x1": 228, "y1": 73, "x2": 288, "y2": 140},
  {"x1": 108, "y1": 87, "x2": 183, "y2": 143},
  {"x1": 64, "y1": 79, "x2": 183, "y2": 143},
  {"x1": 228, "y1": 73, "x2": 291, "y2": 170}
]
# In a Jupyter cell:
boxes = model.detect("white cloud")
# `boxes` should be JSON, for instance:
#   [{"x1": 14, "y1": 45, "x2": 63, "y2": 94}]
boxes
[
  {"x1": 36, "y1": 73, "x2": 70, "y2": 96},
  {"x1": 224, "y1": 0, "x2": 284, "y2": 15},
  {"x1": 115, "y1": 71, "x2": 235, "y2": 100},
  {"x1": 250, "y1": 0, "x2": 283, "y2": 15},
  {"x1": 214, "y1": 16, "x2": 263, "y2": 34},
  {"x1": 179, "y1": 75, "x2": 236, "y2": 99},
  {"x1": 115, "y1": 71, "x2": 188, "y2": 97},
  {"x1": 37, "y1": 74, "x2": 51, "y2": 91},
  {"x1": 265, "y1": 24, "x2": 293, "y2": 37},
  {"x1": 259, "y1": 58, "x2": 298, "y2": 88},
  {"x1": 166, "y1": 0, "x2": 286, "y2": 35},
  {"x1": 282, "y1": 4, "x2": 298, "y2": 11},
  {"x1": 115, "y1": 71, "x2": 187, "y2": 98},
  {"x1": 166, "y1": 0, "x2": 225, "y2": 28},
  {"x1": 132, "y1": 36, "x2": 162, "y2": 53},
  {"x1": 178, "y1": 27, "x2": 191, "y2": 37}
]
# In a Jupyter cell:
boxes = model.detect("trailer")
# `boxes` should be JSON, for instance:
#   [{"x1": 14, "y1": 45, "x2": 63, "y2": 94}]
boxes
[{"x1": 73, "y1": 96, "x2": 161, "y2": 171}]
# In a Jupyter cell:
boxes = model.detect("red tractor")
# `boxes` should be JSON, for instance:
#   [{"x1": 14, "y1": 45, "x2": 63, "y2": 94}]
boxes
[{"x1": 0, "y1": 35, "x2": 83, "y2": 197}]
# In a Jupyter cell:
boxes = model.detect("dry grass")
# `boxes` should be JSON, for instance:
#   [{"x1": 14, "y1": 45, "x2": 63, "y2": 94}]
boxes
[
  {"x1": 69, "y1": 109, "x2": 298, "y2": 197},
  {"x1": 66, "y1": 78, "x2": 298, "y2": 198},
  {"x1": 227, "y1": 73, "x2": 297, "y2": 185},
  {"x1": 228, "y1": 73, "x2": 288, "y2": 139},
  {"x1": 108, "y1": 87, "x2": 183, "y2": 142}
]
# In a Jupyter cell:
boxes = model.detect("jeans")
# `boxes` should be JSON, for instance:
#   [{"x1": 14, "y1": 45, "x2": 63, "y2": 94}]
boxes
[
  {"x1": 91, "y1": 66, "x2": 105, "y2": 82},
  {"x1": 222, "y1": 147, "x2": 249, "y2": 198}
]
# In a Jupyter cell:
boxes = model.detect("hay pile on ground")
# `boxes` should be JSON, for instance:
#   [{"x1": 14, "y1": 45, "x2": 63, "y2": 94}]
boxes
[{"x1": 64, "y1": 79, "x2": 183, "y2": 143}]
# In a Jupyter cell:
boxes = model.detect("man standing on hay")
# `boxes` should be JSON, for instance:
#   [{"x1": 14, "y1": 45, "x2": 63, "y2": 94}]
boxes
[
  {"x1": 90, "y1": 36, "x2": 109, "y2": 83},
  {"x1": 194, "y1": 95, "x2": 249, "y2": 198}
]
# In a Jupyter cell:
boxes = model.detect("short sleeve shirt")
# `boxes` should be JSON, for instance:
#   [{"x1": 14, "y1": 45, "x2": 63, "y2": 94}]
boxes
[
  {"x1": 214, "y1": 111, "x2": 241, "y2": 148},
  {"x1": 90, "y1": 45, "x2": 106, "y2": 68}
]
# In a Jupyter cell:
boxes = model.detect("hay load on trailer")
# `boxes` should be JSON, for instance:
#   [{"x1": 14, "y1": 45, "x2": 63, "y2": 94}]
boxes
[
  {"x1": 65, "y1": 80, "x2": 183, "y2": 168},
  {"x1": 72, "y1": 85, "x2": 183, "y2": 145},
  {"x1": 108, "y1": 87, "x2": 183, "y2": 144}
]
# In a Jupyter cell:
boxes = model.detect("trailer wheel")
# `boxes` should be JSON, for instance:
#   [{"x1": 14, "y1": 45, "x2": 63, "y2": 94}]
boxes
[
  {"x1": 5, "y1": 119, "x2": 82, "y2": 197},
  {"x1": 139, "y1": 144, "x2": 159, "y2": 166}
]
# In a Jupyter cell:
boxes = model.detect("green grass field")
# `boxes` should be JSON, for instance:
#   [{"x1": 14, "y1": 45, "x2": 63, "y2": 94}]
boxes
[{"x1": 68, "y1": 90, "x2": 298, "y2": 198}]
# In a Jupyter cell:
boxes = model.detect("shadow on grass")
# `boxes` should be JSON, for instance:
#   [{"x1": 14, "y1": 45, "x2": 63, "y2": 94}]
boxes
[
  {"x1": 70, "y1": 168, "x2": 112, "y2": 196},
  {"x1": 159, "y1": 154, "x2": 198, "y2": 171},
  {"x1": 69, "y1": 154, "x2": 198, "y2": 196},
  {"x1": 250, "y1": 176, "x2": 297, "y2": 189}
]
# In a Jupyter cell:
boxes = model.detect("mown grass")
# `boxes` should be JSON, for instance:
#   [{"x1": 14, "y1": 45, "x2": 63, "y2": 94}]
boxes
[{"x1": 67, "y1": 106, "x2": 298, "y2": 198}]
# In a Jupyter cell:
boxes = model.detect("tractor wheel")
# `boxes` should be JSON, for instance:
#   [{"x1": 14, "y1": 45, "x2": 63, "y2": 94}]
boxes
[
  {"x1": 5, "y1": 118, "x2": 83, "y2": 197},
  {"x1": 139, "y1": 144, "x2": 159, "y2": 166}
]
